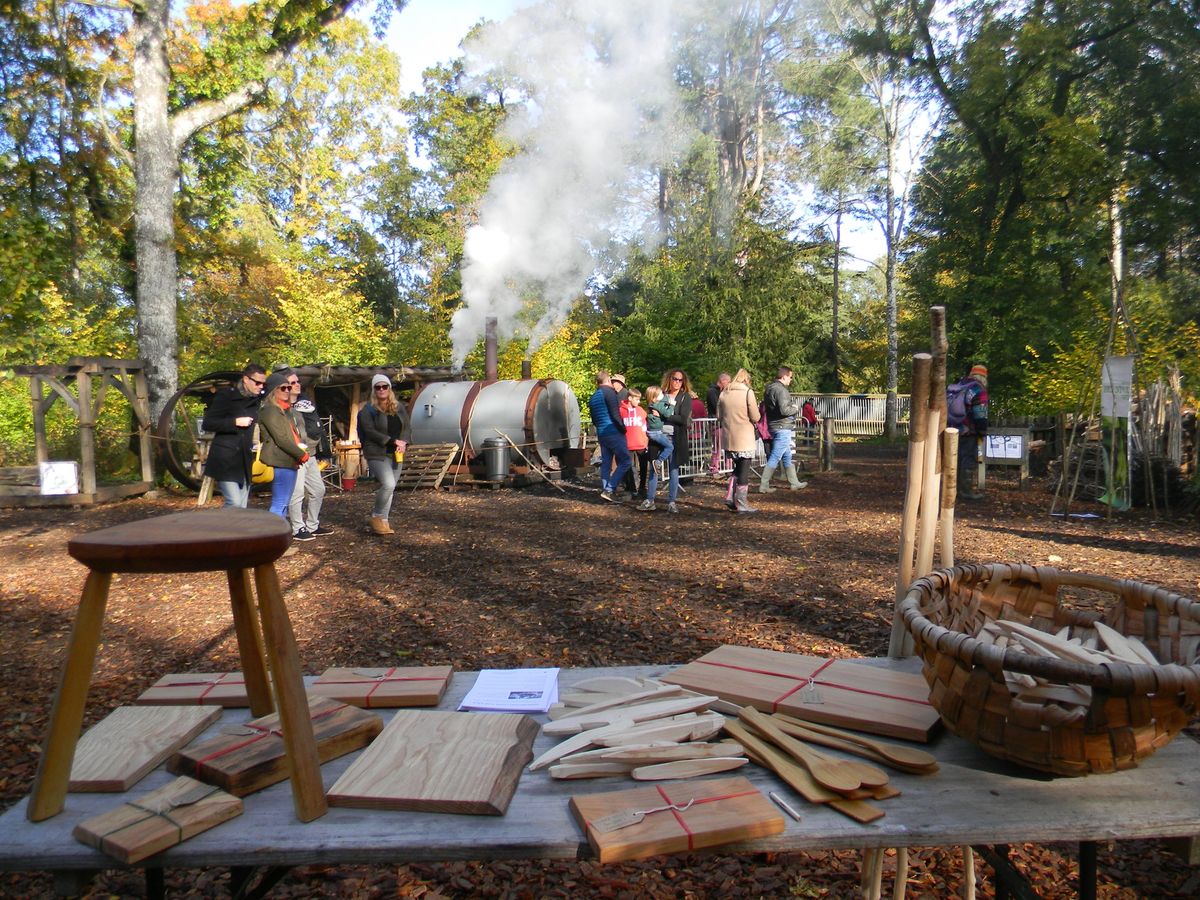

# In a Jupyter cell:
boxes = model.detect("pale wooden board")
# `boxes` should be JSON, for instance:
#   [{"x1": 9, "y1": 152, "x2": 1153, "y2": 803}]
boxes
[
  {"x1": 662, "y1": 646, "x2": 941, "y2": 742},
  {"x1": 72, "y1": 776, "x2": 241, "y2": 865},
  {"x1": 327, "y1": 710, "x2": 537, "y2": 815},
  {"x1": 308, "y1": 666, "x2": 453, "y2": 708},
  {"x1": 69, "y1": 706, "x2": 221, "y2": 792},
  {"x1": 136, "y1": 672, "x2": 248, "y2": 707},
  {"x1": 569, "y1": 775, "x2": 784, "y2": 863}
]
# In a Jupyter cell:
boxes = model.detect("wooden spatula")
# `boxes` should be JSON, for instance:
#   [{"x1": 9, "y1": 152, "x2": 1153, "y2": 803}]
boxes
[
  {"x1": 739, "y1": 707, "x2": 862, "y2": 793},
  {"x1": 773, "y1": 714, "x2": 938, "y2": 772}
]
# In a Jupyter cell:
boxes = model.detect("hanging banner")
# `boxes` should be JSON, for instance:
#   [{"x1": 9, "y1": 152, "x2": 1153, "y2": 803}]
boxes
[{"x1": 1101, "y1": 355, "x2": 1135, "y2": 417}]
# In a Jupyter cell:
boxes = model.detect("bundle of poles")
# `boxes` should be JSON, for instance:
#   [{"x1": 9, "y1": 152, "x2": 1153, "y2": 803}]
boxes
[{"x1": 888, "y1": 306, "x2": 960, "y2": 659}]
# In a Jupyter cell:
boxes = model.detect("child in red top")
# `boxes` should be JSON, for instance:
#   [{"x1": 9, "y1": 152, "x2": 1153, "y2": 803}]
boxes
[{"x1": 620, "y1": 388, "x2": 649, "y2": 499}]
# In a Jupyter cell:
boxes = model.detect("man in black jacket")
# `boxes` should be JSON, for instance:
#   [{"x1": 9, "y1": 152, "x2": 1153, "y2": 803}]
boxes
[
  {"x1": 761, "y1": 366, "x2": 807, "y2": 493},
  {"x1": 202, "y1": 364, "x2": 265, "y2": 507}
]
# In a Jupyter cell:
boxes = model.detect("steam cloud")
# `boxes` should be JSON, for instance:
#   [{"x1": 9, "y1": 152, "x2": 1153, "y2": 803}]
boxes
[{"x1": 450, "y1": 0, "x2": 693, "y2": 368}]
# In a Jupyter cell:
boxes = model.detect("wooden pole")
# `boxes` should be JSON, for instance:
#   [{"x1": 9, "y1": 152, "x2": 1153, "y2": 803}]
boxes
[
  {"x1": 888, "y1": 354, "x2": 931, "y2": 658},
  {"x1": 939, "y1": 428, "x2": 959, "y2": 568},
  {"x1": 914, "y1": 308, "x2": 948, "y2": 579},
  {"x1": 820, "y1": 417, "x2": 835, "y2": 471},
  {"x1": 78, "y1": 369, "x2": 98, "y2": 496}
]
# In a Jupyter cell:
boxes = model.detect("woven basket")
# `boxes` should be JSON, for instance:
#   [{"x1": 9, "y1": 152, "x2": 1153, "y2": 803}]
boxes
[{"x1": 900, "y1": 564, "x2": 1200, "y2": 776}]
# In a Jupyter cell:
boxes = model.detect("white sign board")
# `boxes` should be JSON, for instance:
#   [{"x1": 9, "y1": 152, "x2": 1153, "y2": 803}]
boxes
[
  {"x1": 986, "y1": 434, "x2": 1024, "y2": 460},
  {"x1": 39, "y1": 461, "x2": 80, "y2": 495},
  {"x1": 1101, "y1": 356, "x2": 1135, "y2": 418}
]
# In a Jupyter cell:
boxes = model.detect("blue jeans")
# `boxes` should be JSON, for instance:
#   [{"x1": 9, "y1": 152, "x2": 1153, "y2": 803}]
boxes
[
  {"x1": 598, "y1": 430, "x2": 632, "y2": 492},
  {"x1": 647, "y1": 432, "x2": 673, "y2": 463},
  {"x1": 766, "y1": 428, "x2": 794, "y2": 468},
  {"x1": 269, "y1": 467, "x2": 297, "y2": 518},
  {"x1": 368, "y1": 457, "x2": 399, "y2": 519},
  {"x1": 216, "y1": 480, "x2": 251, "y2": 509},
  {"x1": 667, "y1": 460, "x2": 681, "y2": 503}
]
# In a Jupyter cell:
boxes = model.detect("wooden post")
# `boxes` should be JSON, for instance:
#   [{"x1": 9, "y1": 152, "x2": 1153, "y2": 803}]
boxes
[
  {"x1": 347, "y1": 382, "x2": 364, "y2": 479},
  {"x1": 820, "y1": 417, "x2": 835, "y2": 471},
  {"x1": 31, "y1": 377, "x2": 49, "y2": 465},
  {"x1": 133, "y1": 368, "x2": 155, "y2": 484},
  {"x1": 888, "y1": 354, "x2": 931, "y2": 658},
  {"x1": 914, "y1": 308, "x2": 948, "y2": 581},
  {"x1": 940, "y1": 428, "x2": 959, "y2": 568},
  {"x1": 78, "y1": 369, "x2": 97, "y2": 496}
]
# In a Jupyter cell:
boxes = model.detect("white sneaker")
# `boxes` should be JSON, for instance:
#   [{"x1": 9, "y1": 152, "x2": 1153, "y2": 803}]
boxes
[
  {"x1": 599, "y1": 490, "x2": 614, "y2": 502},
  {"x1": 667, "y1": 502, "x2": 679, "y2": 514},
  {"x1": 638, "y1": 499, "x2": 655, "y2": 511}
]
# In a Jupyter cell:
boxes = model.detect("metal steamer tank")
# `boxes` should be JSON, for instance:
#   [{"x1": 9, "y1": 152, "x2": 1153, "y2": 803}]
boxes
[{"x1": 409, "y1": 379, "x2": 582, "y2": 467}]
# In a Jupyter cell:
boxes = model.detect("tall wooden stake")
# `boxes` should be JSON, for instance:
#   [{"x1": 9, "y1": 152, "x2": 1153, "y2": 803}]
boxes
[
  {"x1": 888, "y1": 354, "x2": 931, "y2": 658},
  {"x1": 914, "y1": 308, "x2": 948, "y2": 580},
  {"x1": 939, "y1": 428, "x2": 959, "y2": 567}
]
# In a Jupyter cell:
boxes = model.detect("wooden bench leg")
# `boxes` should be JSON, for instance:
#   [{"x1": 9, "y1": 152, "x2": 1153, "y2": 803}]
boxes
[
  {"x1": 253, "y1": 563, "x2": 327, "y2": 822},
  {"x1": 27, "y1": 571, "x2": 111, "y2": 822},
  {"x1": 226, "y1": 568, "x2": 274, "y2": 718}
]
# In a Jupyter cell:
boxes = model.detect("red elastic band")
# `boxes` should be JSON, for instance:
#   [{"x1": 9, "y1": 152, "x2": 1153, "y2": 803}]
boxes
[
  {"x1": 654, "y1": 785, "x2": 761, "y2": 850},
  {"x1": 697, "y1": 657, "x2": 931, "y2": 709},
  {"x1": 193, "y1": 702, "x2": 347, "y2": 776}
]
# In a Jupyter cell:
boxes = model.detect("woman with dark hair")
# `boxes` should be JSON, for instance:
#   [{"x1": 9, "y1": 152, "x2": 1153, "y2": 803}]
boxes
[
  {"x1": 658, "y1": 368, "x2": 694, "y2": 514},
  {"x1": 203, "y1": 363, "x2": 266, "y2": 508},
  {"x1": 717, "y1": 368, "x2": 760, "y2": 513},
  {"x1": 257, "y1": 372, "x2": 308, "y2": 518},
  {"x1": 358, "y1": 374, "x2": 411, "y2": 535}
]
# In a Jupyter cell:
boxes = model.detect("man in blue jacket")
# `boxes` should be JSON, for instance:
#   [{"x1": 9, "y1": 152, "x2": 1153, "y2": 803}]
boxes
[{"x1": 588, "y1": 371, "x2": 631, "y2": 502}]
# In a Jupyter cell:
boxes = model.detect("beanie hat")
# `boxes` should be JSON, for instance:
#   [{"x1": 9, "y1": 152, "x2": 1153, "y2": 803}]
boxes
[
  {"x1": 371, "y1": 374, "x2": 391, "y2": 391},
  {"x1": 969, "y1": 364, "x2": 988, "y2": 386},
  {"x1": 263, "y1": 372, "x2": 290, "y2": 395}
]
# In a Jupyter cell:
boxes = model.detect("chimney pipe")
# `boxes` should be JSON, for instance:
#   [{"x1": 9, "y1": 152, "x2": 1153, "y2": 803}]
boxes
[
  {"x1": 521, "y1": 359, "x2": 532, "y2": 380},
  {"x1": 485, "y1": 317, "x2": 498, "y2": 382}
]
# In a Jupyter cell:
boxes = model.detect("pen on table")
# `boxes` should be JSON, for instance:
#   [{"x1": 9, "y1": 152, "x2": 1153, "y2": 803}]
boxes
[{"x1": 769, "y1": 791, "x2": 802, "y2": 821}]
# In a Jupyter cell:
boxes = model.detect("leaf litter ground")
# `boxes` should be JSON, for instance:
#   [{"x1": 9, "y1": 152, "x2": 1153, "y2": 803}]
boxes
[{"x1": 2, "y1": 444, "x2": 1198, "y2": 897}]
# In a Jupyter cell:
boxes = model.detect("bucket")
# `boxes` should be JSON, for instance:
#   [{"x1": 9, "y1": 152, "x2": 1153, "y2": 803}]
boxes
[
  {"x1": 341, "y1": 477, "x2": 357, "y2": 491},
  {"x1": 482, "y1": 437, "x2": 511, "y2": 482}
]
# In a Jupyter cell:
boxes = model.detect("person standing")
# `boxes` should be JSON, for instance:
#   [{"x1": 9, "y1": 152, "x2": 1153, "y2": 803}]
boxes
[
  {"x1": 282, "y1": 371, "x2": 330, "y2": 540},
  {"x1": 659, "y1": 368, "x2": 694, "y2": 514},
  {"x1": 706, "y1": 372, "x2": 731, "y2": 477},
  {"x1": 948, "y1": 364, "x2": 990, "y2": 500},
  {"x1": 717, "y1": 368, "x2": 761, "y2": 514},
  {"x1": 358, "y1": 373, "x2": 411, "y2": 535},
  {"x1": 587, "y1": 371, "x2": 630, "y2": 503},
  {"x1": 202, "y1": 364, "x2": 265, "y2": 508},
  {"x1": 761, "y1": 366, "x2": 807, "y2": 493},
  {"x1": 257, "y1": 372, "x2": 309, "y2": 519},
  {"x1": 620, "y1": 388, "x2": 649, "y2": 503}
]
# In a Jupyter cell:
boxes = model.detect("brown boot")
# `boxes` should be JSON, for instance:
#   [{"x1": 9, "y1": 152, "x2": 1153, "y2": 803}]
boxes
[{"x1": 370, "y1": 516, "x2": 393, "y2": 535}]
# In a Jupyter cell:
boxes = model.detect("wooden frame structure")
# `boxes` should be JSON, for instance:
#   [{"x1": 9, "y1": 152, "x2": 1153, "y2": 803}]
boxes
[{"x1": 2, "y1": 357, "x2": 154, "y2": 507}]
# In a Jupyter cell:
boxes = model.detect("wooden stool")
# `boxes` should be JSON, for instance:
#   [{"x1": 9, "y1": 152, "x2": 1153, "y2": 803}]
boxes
[{"x1": 27, "y1": 508, "x2": 327, "y2": 823}]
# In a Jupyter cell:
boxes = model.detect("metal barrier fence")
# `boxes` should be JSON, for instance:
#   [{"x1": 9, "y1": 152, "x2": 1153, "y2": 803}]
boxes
[{"x1": 807, "y1": 394, "x2": 910, "y2": 438}]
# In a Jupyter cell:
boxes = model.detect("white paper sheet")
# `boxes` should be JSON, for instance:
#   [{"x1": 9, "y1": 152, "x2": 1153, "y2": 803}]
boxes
[{"x1": 458, "y1": 668, "x2": 560, "y2": 713}]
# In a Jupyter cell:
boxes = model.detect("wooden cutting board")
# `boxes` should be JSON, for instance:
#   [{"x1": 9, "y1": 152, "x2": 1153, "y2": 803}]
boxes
[
  {"x1": 570, "y1": 775, "x2": 784, "y2": 863},
  {"x1": 136, "y1": 672, "x2": 249, "y2": 707},
  {"x1": 168, "y1": 697, "x2": 382, "y2": 797},
  {"x1": 662, "y1": 645, "x2": 940, "y2": 742},
  {"x1": 73, "y1": 776, "x2": 241, "y2": 865},
  {"x1": 308, "y1": 665, "x2": 453, "y2": 708},
  {"x1": 327, "y1": 710, "x2": 537, "y2": 815},
  {"x1": 69, "y1": 705, "x2": 221, "y2": 792}
]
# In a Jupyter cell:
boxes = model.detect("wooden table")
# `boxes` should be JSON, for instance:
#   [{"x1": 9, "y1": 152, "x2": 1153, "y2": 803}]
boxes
[{"x1": 2, "y1": 663, "x2": 1199, "y2": 895}]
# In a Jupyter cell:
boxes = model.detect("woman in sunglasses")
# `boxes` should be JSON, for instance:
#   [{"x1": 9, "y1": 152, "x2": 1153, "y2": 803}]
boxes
[
  {"x1": 202, "y1": 363, "x2": 266, "y2": 508},
  {"x1": 657, "y1": 368, "x2": 694, "y2": 514},
  {"x1": 256, "y1": 371, "x2": 309, "y2": 519},
  {"x1": 357, "y1": 374, "x2": 411, "y2": 535}
]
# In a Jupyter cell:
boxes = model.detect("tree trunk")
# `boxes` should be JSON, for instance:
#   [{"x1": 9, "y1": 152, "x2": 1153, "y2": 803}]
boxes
[
  {"x1": 830, "y1": 199, "x2": 843, "y2": 391},
  {"x1": 884, "y1": 132, "x2": 899, "y2": 439},
  {"x1": 133, "y1": 0, "x2": 179, "y2": 424}
]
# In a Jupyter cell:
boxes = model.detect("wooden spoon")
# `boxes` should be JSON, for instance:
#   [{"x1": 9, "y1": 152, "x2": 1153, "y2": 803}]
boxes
[
  {"x1": 774, "y1": 714, "x2": 938, "y2": 771},
  {"x1": 739, "y1": 707, "x2": 861, "y2": 793}
]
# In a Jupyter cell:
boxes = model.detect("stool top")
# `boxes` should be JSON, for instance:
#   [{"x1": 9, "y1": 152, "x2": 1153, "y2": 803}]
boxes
[{"x1": 68, "y1": 508, "x2": 293, "y2": 574}]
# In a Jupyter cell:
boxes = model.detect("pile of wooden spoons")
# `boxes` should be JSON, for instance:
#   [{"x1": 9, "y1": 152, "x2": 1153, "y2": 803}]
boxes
[
  {"x1": 727, "y1": 706, "x2": 938, "y2": 824},
  {"x1": 530, "y1": 676, "x2": 749, "y2": 781},
  {"x1": 979, "y1": 620, "x2": 1161, "y2": 712}
]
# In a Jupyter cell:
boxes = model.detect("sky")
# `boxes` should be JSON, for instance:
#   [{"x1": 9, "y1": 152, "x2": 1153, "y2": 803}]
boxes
[{"x1": 381, "y1": 0, "x2": 886, "y2": 268}]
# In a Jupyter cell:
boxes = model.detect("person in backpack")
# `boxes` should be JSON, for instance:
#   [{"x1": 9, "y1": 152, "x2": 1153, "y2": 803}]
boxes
[
  {"x1": 761, "y1": 366, "x2": 807, "y2": 493},
  {"x1": 947, "y1": 364, "x2": 990, "y2": 500}
]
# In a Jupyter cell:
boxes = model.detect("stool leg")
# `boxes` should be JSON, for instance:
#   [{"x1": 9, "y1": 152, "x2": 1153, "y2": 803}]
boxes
[
  {"x1": 226, "y1": 568, "x2": 273, "y2": 718},
  {"x1": 27, "y1": 571, "x2": 111, "y2": 821},
  {"x1": 253, "y1": 563, "x2": 327, "y2": 822}
]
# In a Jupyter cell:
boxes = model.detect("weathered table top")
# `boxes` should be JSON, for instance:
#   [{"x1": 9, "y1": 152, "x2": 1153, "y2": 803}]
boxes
[{"x1": 2, "y1": 662, "x2": 1199, "y2": 872}]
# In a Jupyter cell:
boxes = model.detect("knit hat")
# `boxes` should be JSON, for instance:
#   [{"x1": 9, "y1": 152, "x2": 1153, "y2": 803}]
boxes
[
  {"x1": 371, "y1": 374, "x2": 391, "y2": 391},
  {"x1": 969, "y1": 364, "x2": 988, "y2": 386},
  {"x1": 610, "y1": 373, "x2": 626, "y2": 387},
  {"x1": 263, "y1": 372, "x2": 291, "y2": 395}
]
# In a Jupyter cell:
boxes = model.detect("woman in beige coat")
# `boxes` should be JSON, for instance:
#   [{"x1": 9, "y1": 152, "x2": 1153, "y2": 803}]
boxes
[{"x1": 716, "y1": 368, "x2": 760, "y2": 513}]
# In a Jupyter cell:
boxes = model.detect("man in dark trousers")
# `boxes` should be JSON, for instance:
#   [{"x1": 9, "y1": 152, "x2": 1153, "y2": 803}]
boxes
[
  {"x1": 948, "y1": 364, "x2": 989, "y2": 500},
  {"x1": 587, "y1": 371, "x2": 630, "y2": 502},
  {"x1": 202, "y1": 363, "x2": 265, "y2": 508}
]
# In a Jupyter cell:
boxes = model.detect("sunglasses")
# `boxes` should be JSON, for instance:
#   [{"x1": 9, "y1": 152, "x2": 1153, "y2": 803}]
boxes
[
  {"x1": 249, "y1": 377, "x2": 265, "y2": 387},
  {"x1": 670, "y1": 375, "x2": 683, "y2": 382},
  {"x1": 375, "y1": 384, "x2": 391, "y2": 391}
]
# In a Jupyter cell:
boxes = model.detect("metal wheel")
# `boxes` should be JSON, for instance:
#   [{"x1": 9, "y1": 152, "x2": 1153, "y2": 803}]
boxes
[{"x1": 155, "y1": 371, "x2": 240, "y2": 490}]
